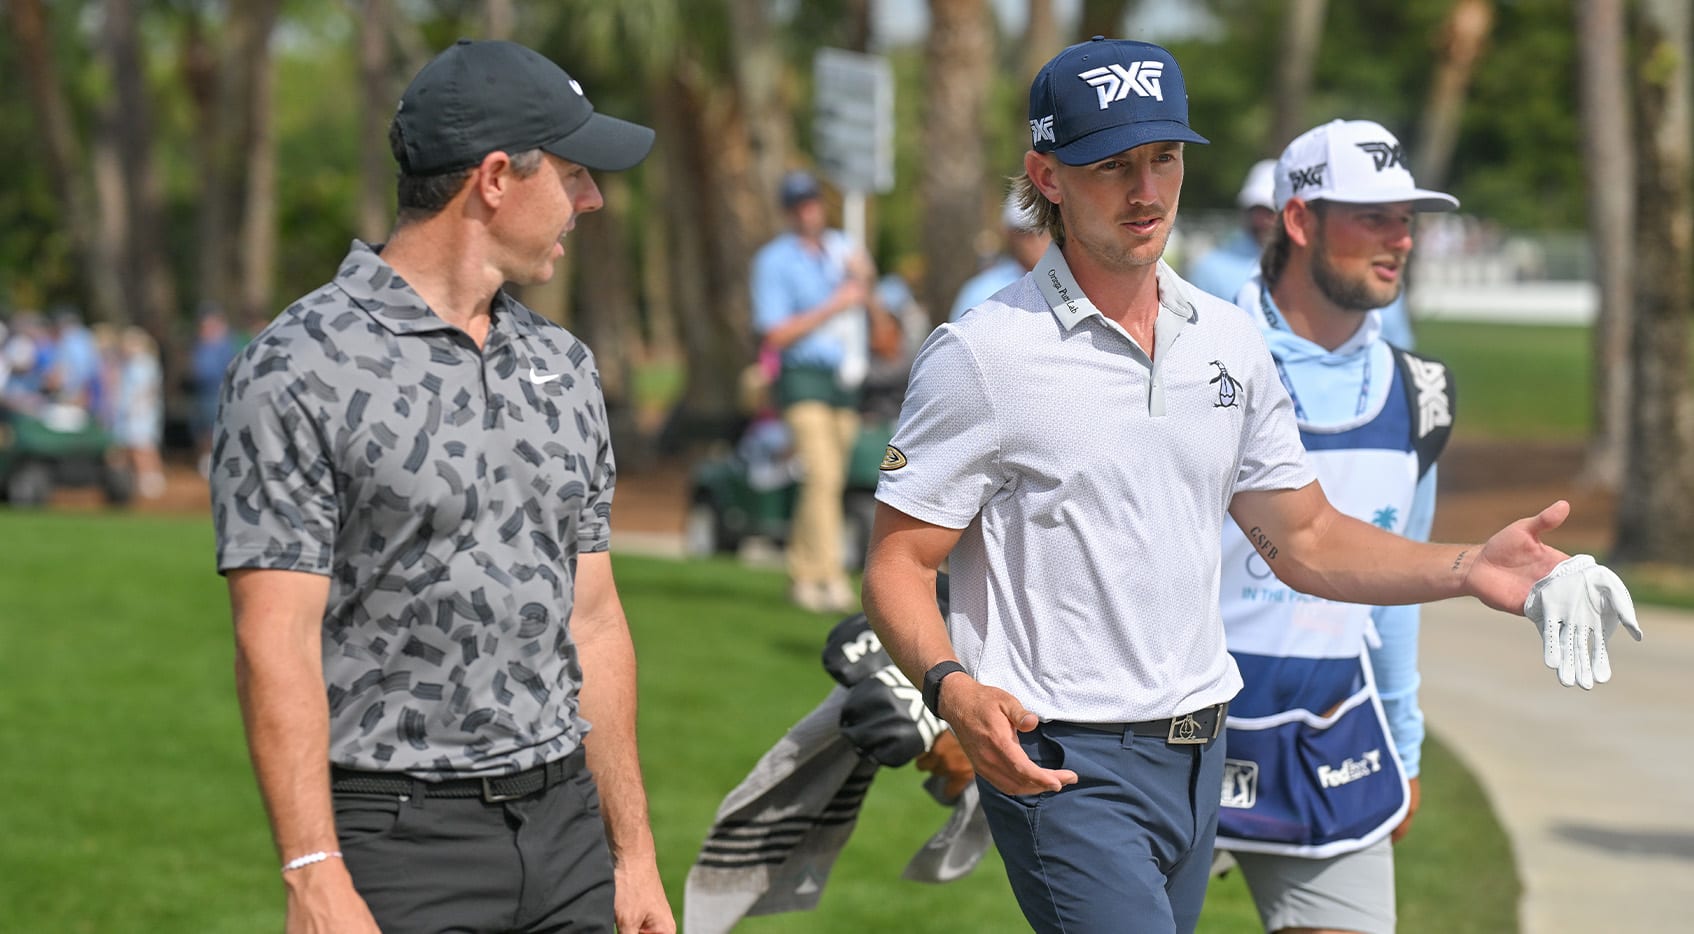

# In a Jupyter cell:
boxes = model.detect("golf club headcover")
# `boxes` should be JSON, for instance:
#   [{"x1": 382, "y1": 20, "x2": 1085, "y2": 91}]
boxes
[
  {"x1": 839, "y1": 664, "x2": 943, "y2": 767},
  {"x1": 819, "y1": 572, "x2": 952, "y2": 688},
  {"x1": 822, "y1": 613, "x2": 888, "y2": 688}
]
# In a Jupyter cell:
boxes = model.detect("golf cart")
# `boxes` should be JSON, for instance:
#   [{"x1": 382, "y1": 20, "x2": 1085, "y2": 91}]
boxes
[
  {"x1": 685, "y1": 420, "x2": 891, "y2": 570},
  {"x1": 0, "y1": 404, "x2": 134, "y2": 507}
]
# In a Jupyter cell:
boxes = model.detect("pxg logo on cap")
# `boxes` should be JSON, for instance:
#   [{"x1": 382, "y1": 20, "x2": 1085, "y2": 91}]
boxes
[
  {"x1": 1027, "y1": 37, "x2": 1207, "y2": 166},
  {"x1": 1272, "y1": 119, "x2": 1459, "y2": 213}
]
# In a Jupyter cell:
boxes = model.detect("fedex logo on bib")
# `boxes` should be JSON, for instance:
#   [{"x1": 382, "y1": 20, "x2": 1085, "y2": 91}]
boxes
[{"x1": 1316, "y1": 748, "x2": 1384, "y2": 789}]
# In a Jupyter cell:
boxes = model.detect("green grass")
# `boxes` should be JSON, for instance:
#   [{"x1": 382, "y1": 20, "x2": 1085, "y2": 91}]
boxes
[
  {"x1": 0, "y1": 513, "x2": 1517, "y2": 931},
  {"x1": 1416, "y1": 320, "x2": 1591, "y2": 441}
]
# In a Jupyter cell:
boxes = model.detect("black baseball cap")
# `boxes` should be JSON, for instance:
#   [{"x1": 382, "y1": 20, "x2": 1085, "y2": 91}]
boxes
[
  {"x1": 393, "y1": 39, "x2": 654, "y2": 175},
  {"x1": 1027, "y1": 37, "x2": 1207, "y2": 166}
]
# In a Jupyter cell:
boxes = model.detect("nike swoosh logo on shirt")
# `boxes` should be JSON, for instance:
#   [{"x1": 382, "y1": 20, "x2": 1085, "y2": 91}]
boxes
[{"x1": 526, "y1": 366, "x2": 562, "y2": 385}]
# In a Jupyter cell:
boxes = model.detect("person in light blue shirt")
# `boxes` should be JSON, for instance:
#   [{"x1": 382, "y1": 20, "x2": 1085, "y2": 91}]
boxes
[
  {"x1": 750, "y1": 170, "x2": 876, "y2": 614},
  {"x1": 1186, "y1": 158, "x2": 1279, "y2": 303},
  {"x1": 948, "y1": 193, "x2": 1050, "y2": 322},
  {"x1": 1217, "y1": 119, "x2": 1462, "y2": 934}
]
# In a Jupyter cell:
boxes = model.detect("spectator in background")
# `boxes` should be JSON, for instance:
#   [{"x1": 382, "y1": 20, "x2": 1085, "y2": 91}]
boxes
[
  {"x1": 1185, "y1": 158, "x2": 1278, "y2": 303},
  {"x1": 949, "y1": 192, "x2": 1051, "y2": 322},
  {"x1": 861, "y1": 273, "x2": 925, "y2": 427},
  {"x1": 750, "y1": 169, "x2": 877, "y2": 614},
  {"x1": 46, "y1": 308, "x2": 103, "y2": 413},
  {"x1": 189, "y1": 307, "x2": 237, "y2": 477},
  {"x1": 1, "y1": 310, "x2": 47, "y2": 410},
  {"x1": 113, "y1": 326, "x2": 166, "y2": 499}
]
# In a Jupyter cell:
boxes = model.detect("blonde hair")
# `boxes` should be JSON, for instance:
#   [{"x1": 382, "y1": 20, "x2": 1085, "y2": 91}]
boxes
[{"x1": 1011, "y1": 172, "x2": 1065, "y2": 246}]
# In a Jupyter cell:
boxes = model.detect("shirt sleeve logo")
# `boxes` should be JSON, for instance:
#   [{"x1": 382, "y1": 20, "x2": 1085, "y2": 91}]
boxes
[
  {"x1": 879, "y1": 444, "x2": 908, "y2": 471},
  {"x1": 1209, "y1": 360, "x2": 1242, "y2": 408}
]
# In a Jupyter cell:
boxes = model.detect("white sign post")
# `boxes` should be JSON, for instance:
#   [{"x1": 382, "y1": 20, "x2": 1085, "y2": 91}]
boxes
[{"x1": 812, "y1": 48, "x2": 894, "y2": 249}]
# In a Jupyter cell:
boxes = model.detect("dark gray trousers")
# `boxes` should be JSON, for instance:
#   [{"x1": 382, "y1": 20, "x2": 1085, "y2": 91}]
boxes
[{"x1": 333, "y1": 756, "x2": 614, "y2": 933}]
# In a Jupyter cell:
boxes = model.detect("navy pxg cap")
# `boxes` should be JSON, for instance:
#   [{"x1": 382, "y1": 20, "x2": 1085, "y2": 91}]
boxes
[
  {"x1": 1028, "y1": 37, "x2": 1208, "y2": 165},
  {"x1": 393, "y1": 39, "x2": 654, "y2": 176}
]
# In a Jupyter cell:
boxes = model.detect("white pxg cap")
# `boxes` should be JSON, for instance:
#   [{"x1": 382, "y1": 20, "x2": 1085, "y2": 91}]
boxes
[{"x1": 1273, "y1": 119, "x2": 1459, "y2": 213}]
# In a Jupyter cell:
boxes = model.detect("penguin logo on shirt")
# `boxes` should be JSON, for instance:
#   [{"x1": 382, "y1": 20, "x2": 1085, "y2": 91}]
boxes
[
  {"x1": 1209, "y1": 361, "x2": 1242, "y2": 409},
  {"x1": 880, "y1": 445, "x2": 908, "y2": 471}
]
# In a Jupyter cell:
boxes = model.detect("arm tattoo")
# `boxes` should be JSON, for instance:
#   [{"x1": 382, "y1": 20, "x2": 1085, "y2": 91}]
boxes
[
  {"x1": 1246, "y1": 526, "x2": 1279, "y2": 561},
  {"x1": 1451, "y1": 549, "x2": 1468, "y2": 573}
]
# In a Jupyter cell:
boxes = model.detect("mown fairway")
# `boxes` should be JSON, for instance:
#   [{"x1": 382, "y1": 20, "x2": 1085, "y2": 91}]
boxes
[{"x1": 0, "y1": 513, "x2": 1515, "y2": 931}]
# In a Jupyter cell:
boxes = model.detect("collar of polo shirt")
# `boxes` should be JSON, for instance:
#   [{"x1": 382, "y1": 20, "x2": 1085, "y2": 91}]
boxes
[
  {"x1": 333, "y1": 240, "x2": 537, "y2": 342},
  {"x1": 1032, "y1": 241, "x2": 1200, "y2": 333}
]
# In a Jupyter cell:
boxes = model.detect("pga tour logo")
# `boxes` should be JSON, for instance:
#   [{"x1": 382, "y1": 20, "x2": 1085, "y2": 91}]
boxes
[
  {"x1": 1078, "y1": 60, "x2": 1165, "y2": 109},
  {"x1": 1221, "y1": 759, "x2": 1258, "y2": 808}
]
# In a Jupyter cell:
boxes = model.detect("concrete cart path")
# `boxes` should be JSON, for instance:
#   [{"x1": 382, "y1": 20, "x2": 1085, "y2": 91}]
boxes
[{"x1": 1420, "y1": 598, "x2": 1694, "y2": 934}]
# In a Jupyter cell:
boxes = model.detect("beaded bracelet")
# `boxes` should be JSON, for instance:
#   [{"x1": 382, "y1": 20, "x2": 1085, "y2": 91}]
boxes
[{"x1": 281, "y1": 850, "x2": 343, "y2": 874}]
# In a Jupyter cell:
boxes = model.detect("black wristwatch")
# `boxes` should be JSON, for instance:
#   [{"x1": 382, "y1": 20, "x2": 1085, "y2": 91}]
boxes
[{"x1": 922, "y1": 660, "x2": 968, "y2": 719}]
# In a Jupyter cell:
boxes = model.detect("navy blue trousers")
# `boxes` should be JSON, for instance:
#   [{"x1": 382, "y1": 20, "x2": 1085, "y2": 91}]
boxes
[{"x1": 978, "y1": 721, "x2": 1226, "y2": 934}]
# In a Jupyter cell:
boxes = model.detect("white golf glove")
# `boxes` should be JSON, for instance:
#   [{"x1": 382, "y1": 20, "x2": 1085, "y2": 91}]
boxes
[{"x1": 1522, "y1": 555, "x2": 1643, "y2": 689}]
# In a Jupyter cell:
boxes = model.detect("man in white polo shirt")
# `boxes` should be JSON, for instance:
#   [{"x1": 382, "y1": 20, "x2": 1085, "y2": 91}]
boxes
[{"x1": 862, "y1": 38, "x2": 1641, "y2": 934}]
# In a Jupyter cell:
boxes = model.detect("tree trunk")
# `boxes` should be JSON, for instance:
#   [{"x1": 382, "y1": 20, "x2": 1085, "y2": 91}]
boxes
[
  {"x1": 6, "y1": 0, "x2": 125, "y2": 325},
  {"x1": 1414, "y1": 0, "x2": 1494, "y2": 189},
  {"x1": 1270, "y1": 0, "x2": 1328, "y2": 150},
  {"x1": 237, "y1": 2, "x2": 282, "y2": 327},
  {"x1": 356, "y1": 0, "x2": 398, "y2": 243},
  {"x1": 571, "y1": 175, "x2": 641, "y2": 406},
  {"x1": 1024, "y1": 0, "x2": 1063, "y2": 86},
  {"x1": 484, "y1": 0, "x2": 516, "y2": 39},
  {"x1": 100, "y1": 0, "x2": 180, "y2": 342},
  {"x1": 570, "y1": 173, "x2": 652, "y2": 467},
  {"x1": 727, "y1": 0, "x2": 790, "y2": 238},
  {"x1": 652, "y1": 62, "x2": 762, "y2": 450},
  {"x1": 1079, "y1": 0, "x2": 1128, "y2": 40},
  {"x1": 1615, "y1": 0, "x2": 1694, "y2": 565},
  {"x1": 844, "y1": 0, "x2": 874, "y2": 52},
  {"x1": 921, "y1": 0, "x2": 994, "y2": 327},
  {"x1": 1575, "y1": 0, "x2": 1634, "y2": 491}
]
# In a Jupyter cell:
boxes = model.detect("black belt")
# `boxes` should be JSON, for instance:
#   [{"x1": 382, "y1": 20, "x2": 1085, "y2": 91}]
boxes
[
  {"x1": 1069, "y1": 702, "x2": 1228, "y2": 746},
  {"x1": 331, "y1": 747, "x2": 585, "y2": 803}
]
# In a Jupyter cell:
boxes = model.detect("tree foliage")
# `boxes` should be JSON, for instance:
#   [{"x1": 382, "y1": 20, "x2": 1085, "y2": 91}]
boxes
[{"x1": 0, "y1": 0, "x2": 1643, "y2": 441}]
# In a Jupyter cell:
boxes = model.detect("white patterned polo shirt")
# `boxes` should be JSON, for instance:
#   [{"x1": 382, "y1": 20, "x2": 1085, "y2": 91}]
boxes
[{"x1": 876, "y1": 244, "x2": 1314, "y2": 723}]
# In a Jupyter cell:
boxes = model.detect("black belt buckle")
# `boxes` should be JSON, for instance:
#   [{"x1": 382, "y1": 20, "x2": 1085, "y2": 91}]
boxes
[
  {"x1": 1167, "y1": 703, "x2": 1222, "y2": 745},
  {"x1": 481, "y1": 775, "x2": 528, "y2": 803}
]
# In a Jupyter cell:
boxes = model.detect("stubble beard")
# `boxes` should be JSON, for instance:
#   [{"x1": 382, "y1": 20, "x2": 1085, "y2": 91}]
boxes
[{"x1": 1077, "y1": 219, "x2": 1171, "y2": 274}]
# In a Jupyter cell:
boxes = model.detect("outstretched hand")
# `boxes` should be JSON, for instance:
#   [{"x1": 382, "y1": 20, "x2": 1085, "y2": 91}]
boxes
[
  {"x1": 1464, "y1": 500, "x2": 1573, "y2": 613},
  {"x1": 937, "y1": 677, "x2": 1077, "y2": 797}
]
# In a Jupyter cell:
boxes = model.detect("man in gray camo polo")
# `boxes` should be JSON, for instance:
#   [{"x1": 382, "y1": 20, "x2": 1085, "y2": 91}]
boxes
[{"x1": 211, "y1": 40, "x2": 673, "y2": 934}]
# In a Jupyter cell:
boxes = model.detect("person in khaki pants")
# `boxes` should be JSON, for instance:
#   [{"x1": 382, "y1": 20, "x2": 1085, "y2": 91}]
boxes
[{"x1": 750, "y1": 170, "x2": 875, "y2": 613}]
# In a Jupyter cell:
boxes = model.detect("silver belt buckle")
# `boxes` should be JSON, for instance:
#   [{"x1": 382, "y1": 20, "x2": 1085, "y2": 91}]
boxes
[
  {"x1": 481, "y1": 776, "x2": 527, "y2": 803},
  {"x1": 1167, "y1": 705, "x2": 1219, "y2": 745}
]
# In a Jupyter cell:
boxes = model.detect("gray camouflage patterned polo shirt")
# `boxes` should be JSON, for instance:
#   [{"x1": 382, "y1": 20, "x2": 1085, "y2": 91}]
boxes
[{"x1": 212, "y1": 240, "x2": 614, "y2": 778}]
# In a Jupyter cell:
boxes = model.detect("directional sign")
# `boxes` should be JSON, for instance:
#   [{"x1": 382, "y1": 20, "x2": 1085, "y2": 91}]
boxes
[{"x1": 813, "y1": 48, "x2": 894, "y2": 194}]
